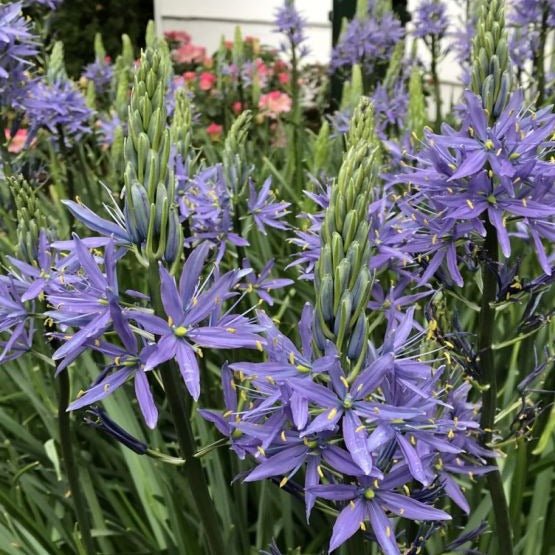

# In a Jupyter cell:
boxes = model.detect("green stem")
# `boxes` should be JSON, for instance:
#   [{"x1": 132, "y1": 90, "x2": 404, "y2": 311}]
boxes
[
  {"x1": 290, "y1": 40, "x2": 304, "y2": 197},
  {"x1": 430, "y1": 35, "x2": 442, "y2": 132},
  {"x1": 58, "y1": 370, "x2": 95, "y2": 555},
  {"x1": 477, "y1": 219, "x2": 513, "y2": 555},
  {"x1": 146, "y1": 264, "x2": 226, "y2": 555},
  {"x1": 534, "y1": 2, "x2": 549, "y2": 107}
]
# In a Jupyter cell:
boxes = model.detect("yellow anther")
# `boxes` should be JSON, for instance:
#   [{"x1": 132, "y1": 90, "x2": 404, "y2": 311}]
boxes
[{"x1": 327, "y1": 407, "x2": 338, "y2": 420}]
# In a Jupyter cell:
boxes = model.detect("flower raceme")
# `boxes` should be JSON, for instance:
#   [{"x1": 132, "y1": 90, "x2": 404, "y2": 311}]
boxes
[
  {"x1": 203, "y1": 305, "x2": 488, "y2": 554},
  {"x1": 0, "y1": 225, "x2": 266, "y2": 428},
  {"x1": 397, "y1": 89, "x2": 555, "y2": 280}
]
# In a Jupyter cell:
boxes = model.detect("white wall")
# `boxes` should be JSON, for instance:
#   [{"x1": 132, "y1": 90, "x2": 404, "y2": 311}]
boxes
[
  {"x1": 156, "y1": 0, "x2": 332, "y2": 64},
  {"x1": 154, "y1": 0, "x2": 488, "y2": 105}
]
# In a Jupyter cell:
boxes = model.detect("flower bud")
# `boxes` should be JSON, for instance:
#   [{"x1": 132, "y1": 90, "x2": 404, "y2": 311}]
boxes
[
  {"x1": 334, "y1": 291, "x2": 353, "y2": 349},
  {"x1": 319, "y1": 275, "x2": 334, "y2": 323},
  {"x1": 334, "y1": 259, "x2": 351, "y2": 312},
  {"x1": 347, "y1": 314, "x2": 368, "y2": 361},
  {"x1": 164, "y1": 208, "x2": 183, "y2": 265}
]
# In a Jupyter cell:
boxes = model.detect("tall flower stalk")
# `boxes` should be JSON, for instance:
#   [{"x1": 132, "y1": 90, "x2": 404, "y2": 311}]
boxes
[
  {"x1": 470, "y1": 0, "x2": 513, "y2": 551},
  {"x1": 314, "y1": 97, "x2": 379, "y2": 378},
  {"x1": 274, "y1": 0, "x2": 308, "y2": 196},
  {"x1": 124, "y1": 46, "x2": 225, "y2": 555}
]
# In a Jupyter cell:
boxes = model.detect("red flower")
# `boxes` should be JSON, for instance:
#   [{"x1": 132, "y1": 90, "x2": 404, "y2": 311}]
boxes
[{"x1": 206, "y1": 122, "x2": 223, "y2": 141}]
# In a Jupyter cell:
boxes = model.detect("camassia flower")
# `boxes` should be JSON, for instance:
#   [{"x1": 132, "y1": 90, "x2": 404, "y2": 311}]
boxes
[
  {"x1": 312, "y1": 475, "x2": 450, "y2": 554},
  {"x1": 247, "y1": 177, "x2": 290, "y2": 234},
  {"x1": 202, "y1": 304, "x2": 489, "y2": 552},
  {"x1": 237, "y1": 259, "x2": 293, "y2": 306},
  {"x1": 130, "y1": 243, "x2": 263, "y2": 399},
  {"x1": 46, "y1": 236, "x2": 131, "y2": 372},
  {"x1": 0, "y1": 2, "x2": 37, "y2": 108},
  {"x1": 397, "y1": 89, "x2": 555, "y2": 281},
  {"x1": 412, "y1": 0, "x2": 449, "y2": 39},
  {"x1": 69, "y1": 338, "x2": 159, "y2": 429},
  {"x1": 25, "y1": 78, "x2": 92, "y2": 141}
]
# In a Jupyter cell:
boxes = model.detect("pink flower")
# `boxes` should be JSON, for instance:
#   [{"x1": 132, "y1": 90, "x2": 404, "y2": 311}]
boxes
[
  {"x1": 165, "y1": 30, "x2": 191, "y2": 46},
  {"x1": 206, "y1": 122, "x2": 223, "y2": 141},
  {"x1": 258, "y1": 91, "x2": 292, "y2": 118},
  {"x1": 4, "y1": 128, "x2": 28, "y2": 153},
  {"x1": 199, "y1": 71, "x2": 216, "y2": 91},
  {"x1": 183, "y1": 71, "x2": 197, "y2": 83},
  {"x1": 203, "y1": 56, "x2": 214, "y2": 69},
  {"x1": 255, "y1": 59, "x2": 270, "y2": 79},
  {"x1": 232, "y1": 101, "x2": 243, "y2": 115},
  {"x1": 172, "y1": 43, "x2": 206, "y2": 65},
  {"x1": 277, "y1": 72, "x2": 290, "y2": 84}
]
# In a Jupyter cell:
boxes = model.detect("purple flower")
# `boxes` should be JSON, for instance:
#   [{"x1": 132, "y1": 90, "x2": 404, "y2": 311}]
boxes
[
  {"x1": 331, "y1": 12, "x2": 404, "y2": 74},
  {"x1": 130, "y1": 243, "x2": 262, "y2": 399},
  {"x1": 0, "y1": 2, "x2": 37, "y2": 108},
  {"x1": 397, "y1": 89, "x2": 555, "y2": 280},
  {"x1": 46, "y1": 236, "x2": 131, "y2": 372},
  {"x1": 24, "y1": 78, "x2": 93, "y2": 140},
  {"x1": 248, "y1": 178, "x2": 290, "y2": 234},
  {"x1": 0, "y1": 276, "x2": 33, "y2": 363},
  {"x1": 97, "y1": 112, "x2": 122, "y2": 146},
  {"x1": 180, "y1": 165, "x2": 249, "y2": 262},
  {"x1": 509, "y1": 0, "x2": 555, "y2": 28},
  {"x1": 312, "y1": 476, "x2": 450, "y2": 554},
  {"x1": 412, "y1": 0, "x2": 449, "y2": 39},
  {"x1": 83, "y1": 57, "x2": 113, "y2": 96},
  {"x1": 273, "y1": 1, "x2": 309, "y2": 54},
  {"x1": 238, "y1": 259, "x2": 293, "y2": 305},
  {"x1": 69, "y1": 339, "x2": 159, "y2": 429}
]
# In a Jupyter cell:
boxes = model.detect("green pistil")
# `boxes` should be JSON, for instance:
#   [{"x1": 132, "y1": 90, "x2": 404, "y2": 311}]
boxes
[
  {"x1": 364, "y1": 488, "x2": 375, "y2": 500},
  {"x1": 173, "y1": 326, "x2": 188, "y2": 337}
]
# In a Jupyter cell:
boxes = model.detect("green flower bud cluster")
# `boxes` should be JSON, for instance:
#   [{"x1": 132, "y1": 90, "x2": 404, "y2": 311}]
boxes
[
  {"x1": 340, "y1": 65, "x2": 363, "y2": 113},
  {"x1": 85, "y1": 33, "x2": 108, "y2": 108},
  {"x1": 470, "y1": 0, "x2": 512, "y2": 120},
  {"x1": 314, "y1": 98, "x2": 380, "y2": 373},
  {"x1": 232, "y1": 26, "x2": 244, "y2": 79},
  {"x1": 113, "y1": 34, "x2": 135, "y2": 121},
  {"x1": 382, "y1": 41, "x2": 404, "y2": 93},
  {"x1": 223, "y1": 110, "x2": 252, "y2": 196},
  {"x1": 311, "y1": 119, "x2": 331, "y2": 176},
  {"x1": 9, "y1": 176, "x2": 50, "y2": 263},
  {"x1": 47, "y1": 41, "x2": 68, "y2": 84},
  {"x1": 355, "y1": 0, "x2": 367, "y2": 20},
  {"x1": 124, "y1": 46, "x2": 182, "y2": 265},
  {"x1": 170, "y1": 89, "x2": 194, "y2": 172},
  {"x1": 406, "y1": 67, "x2": 426, "y2": 142}
]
